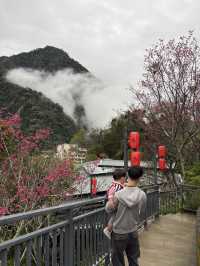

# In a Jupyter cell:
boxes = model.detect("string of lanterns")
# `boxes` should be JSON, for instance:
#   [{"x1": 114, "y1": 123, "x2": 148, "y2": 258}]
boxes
[{"x1": 128, "y1": 131, "x2": 167, "y2": 171}]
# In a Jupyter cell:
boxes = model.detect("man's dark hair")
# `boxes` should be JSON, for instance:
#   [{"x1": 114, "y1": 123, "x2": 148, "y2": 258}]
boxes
[
  {"x1": 128, "y1": 166, "x2": 143, "y2": 180},
  {"x1": 113, "y1": 169, "x2": 126, "y2": 180}
]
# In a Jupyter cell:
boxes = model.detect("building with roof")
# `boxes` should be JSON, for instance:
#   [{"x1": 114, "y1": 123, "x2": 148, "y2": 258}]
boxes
[
  {"x1": 56, "y1": 143, "x2": 87, "y2": 164},
  {"x1": 73, "y1": 159, "x2": 177, "y2": 195}
]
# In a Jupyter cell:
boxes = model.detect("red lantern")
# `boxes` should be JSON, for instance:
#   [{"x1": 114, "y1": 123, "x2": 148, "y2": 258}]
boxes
[
  {"x1": 91, "y1": 177, "x2": 97, "y2": 196},
  {"x1": 128, "y1": 132, "x2": 140, "y2": 150},
  {"x1": 158, "y1": 145, "x2": 167, "y2": 158},
  {"x1": 130, "y1": 151, "x2": 140, "y2": 166},
  {"x1": 158, "y1": 158, "x2": 166, "y2": 171}
]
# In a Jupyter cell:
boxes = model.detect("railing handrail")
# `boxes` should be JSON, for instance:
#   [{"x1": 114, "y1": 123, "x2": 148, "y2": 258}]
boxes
[
  {"x1": 140, "y1": 184, "x2": 159, "y2": 190},
  {"x1": 0, "y1": 196, "x2": 106, "y2": 226},
  {"x1": 0, "y1": 207, "x2": 106, "y2": 252},
  {"x1": 0, "y1": 220, "x2": 69, "y2": 251},
  {"x1": 0, "y1": 184, "x2": 158, "y2": 226},
  {"x1": 182, "y1": 184, "x2": 200, "y2": 188}
]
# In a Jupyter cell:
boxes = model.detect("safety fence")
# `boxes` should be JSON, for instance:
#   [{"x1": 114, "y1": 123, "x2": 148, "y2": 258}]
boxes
[
  {"x1": 0, "y1": 185, "x2": 159, "y2": 266},
  {"x1": 0, "y1": 184, "x2": 199, "y2": 265}
]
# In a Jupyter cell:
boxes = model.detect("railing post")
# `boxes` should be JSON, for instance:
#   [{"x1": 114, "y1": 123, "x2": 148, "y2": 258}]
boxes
[
  {"x1": 64, "y1": 210, "x2": 74, "y2": 266},
  {"x1": 0, "y1": 249, "x2": 8, "y2": 266},
  {"x1": 196, "y1": 208, "x2": 200, "y2": 265},
  {"x1": 181, "y1": 185, "x2": 184, "y2": 211},
  {"x1": 123, "y1": 124, "x2": 128, "y2": 174},
  {"x1": 144, "y1": 188, "x2": 148, "y2": 230},
  {"x1": 155, "y1": 186, "x2": 160, "y2": 218}
]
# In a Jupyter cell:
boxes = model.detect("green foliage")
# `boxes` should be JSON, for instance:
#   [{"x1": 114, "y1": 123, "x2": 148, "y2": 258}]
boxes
[
  {"x1": 70, "y1": 129, "x2": 87, "y2": 147},
  {"x1": 0, "y1": 46, "x2": 88, "y2": 74},
  {"x1": 86, "y1": 111, "x2": 145, "y2": 160},
  {"x1": 184, "y1": 163, "x2": 200, "y2": 210},
  {"x1": 186, "y1": 162, "x2": 200, "y2": 185},
  {"x1": 184, "y1": 191, "x2": 200, "y2": 210},
  {"x1": 0, "y1": 83, "x2": 77, "y2": 148}
]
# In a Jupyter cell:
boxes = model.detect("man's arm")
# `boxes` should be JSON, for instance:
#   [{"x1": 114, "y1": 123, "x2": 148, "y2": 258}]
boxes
[{"x1": 105, "y1": 196, "x2": 119, "y2": 214}]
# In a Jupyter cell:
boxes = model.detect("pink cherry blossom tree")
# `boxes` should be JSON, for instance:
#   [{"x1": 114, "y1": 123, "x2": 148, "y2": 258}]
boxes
[
  {"x1": 132, "y1": 31, "x2": 200, "y2": 179},
  {"x1": 0, "y1": 111, "x2": 89, "y2": 241}
]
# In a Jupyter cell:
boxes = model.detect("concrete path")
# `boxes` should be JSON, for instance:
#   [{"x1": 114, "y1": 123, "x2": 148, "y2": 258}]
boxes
[{"x1": 136, "y1": 213, "x2": 196, "y2": 266}]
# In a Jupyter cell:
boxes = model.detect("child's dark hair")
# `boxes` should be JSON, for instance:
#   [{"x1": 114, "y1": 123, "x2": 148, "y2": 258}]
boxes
[
  {"x1": 128, "y1": 166, "x2": 143, "y2": 180},
  {"x1": 113, "y1": 169, "x2": 126, "y2": 180}
]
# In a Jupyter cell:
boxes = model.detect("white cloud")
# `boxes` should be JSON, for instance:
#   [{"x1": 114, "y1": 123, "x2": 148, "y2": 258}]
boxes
[{"x1": 6, "y1": 68, "x2": 132, "y2": 128}]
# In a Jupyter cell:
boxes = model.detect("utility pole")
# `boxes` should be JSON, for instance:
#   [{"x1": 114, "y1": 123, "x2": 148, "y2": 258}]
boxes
[
  {"x1": 123, "y1": 125, "x2": 128, "y2": 173},
  {"x1": 123, "y1": 112, "x2": 130, "y2": 174},
  {"x1": 153, "y1": 144, "x2": 158, "y2": 185}
]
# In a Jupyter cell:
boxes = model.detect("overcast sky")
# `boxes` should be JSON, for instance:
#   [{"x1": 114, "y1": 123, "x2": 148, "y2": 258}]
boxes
[{"x1": 1, "y1": 0, "x2": 200, "y2": 86}]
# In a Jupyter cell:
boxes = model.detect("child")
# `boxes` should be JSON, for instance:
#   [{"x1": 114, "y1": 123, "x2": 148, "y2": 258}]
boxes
[{"x1": 103, "y1": 169, "x2": 126, "y2": 239}]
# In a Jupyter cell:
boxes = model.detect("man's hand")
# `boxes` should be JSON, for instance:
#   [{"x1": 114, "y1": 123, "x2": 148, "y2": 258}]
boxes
[
  {"x1": 107, "y1": 198, "x2": 115, "y2": 209},
  {"x1": 105, "y1": 196, "x2": 118, "y2": 213}
]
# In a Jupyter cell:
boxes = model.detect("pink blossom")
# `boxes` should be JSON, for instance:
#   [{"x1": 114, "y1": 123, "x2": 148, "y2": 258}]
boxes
[
  {"x1": 36, "y1": 184, "x2": 50, "y2": 198},
  {"x1": 0, "y1": 111, "x2": 81, "y2": 214},
  {"x1": 33, "y1": 129, "x2": 50, "y2": 142},
  {"x1": 76, "y1": 175, "x2": 86, "y2": 182},
  {"x1": 18, "y1": 138, "x2": 38, "y2": 154},
  {"x1": 46, "y1": 161, "x2": 71, "y2": 182},
  {"x1": 0, "y1": 207, "x2": 8, "y2": 216},
  {"x1": 4, "y1": 114, "x2": 21, "y2": 127},
  {"x1": 15, "y1": 129, "x2": 24, "y2": 140}
]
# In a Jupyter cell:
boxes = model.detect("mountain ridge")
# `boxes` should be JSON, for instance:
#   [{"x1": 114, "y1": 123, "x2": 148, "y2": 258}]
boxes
[
  {"x1": 0, "y1": 45, "x2": 89, "y2": 148},
  {"x1": 0, "y1": 45, "x2": 89, "y2": 74}
]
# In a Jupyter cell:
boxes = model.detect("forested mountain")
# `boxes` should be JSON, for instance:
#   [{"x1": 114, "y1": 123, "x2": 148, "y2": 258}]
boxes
[
  {"x1": 0, "y1": 46, "x2": 89, "y2": 147},
  {"x1": 0, "y1": 46, "x2": 88, "y2": 74}
]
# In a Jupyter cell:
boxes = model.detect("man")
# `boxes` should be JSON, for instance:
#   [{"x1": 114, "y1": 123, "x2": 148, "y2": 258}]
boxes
[{"x1": 105, "y1": 166, "x2": 147, "y2": 266}]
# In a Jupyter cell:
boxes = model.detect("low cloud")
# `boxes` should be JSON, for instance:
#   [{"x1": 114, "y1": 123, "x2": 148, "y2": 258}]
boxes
[{"x1": 6, "y1": 68, "x2": 131, "y2": 128}]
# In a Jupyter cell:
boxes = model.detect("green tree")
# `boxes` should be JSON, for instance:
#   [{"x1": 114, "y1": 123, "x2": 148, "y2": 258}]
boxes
[
  {"x1": 70, "y1": 129, "x2": 87, "y2": 147},
  {"x1": 86, "y1": 111, "x2": 145, "y2": 160},
  {"x1": 186, "y1": 163, "x2": 200, "y2": 185}
]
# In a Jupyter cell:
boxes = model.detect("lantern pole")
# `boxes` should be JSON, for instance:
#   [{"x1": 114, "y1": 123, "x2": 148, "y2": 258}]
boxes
[
  {"x1": 123, "y1": 113, "x2": 129, "y2": 174},
  {"x1": 154, "y1": 144, "x2": 157, "y2": 184},
  {"x1": 123, "y1": 125, "x2": 128, "y2": 173}
]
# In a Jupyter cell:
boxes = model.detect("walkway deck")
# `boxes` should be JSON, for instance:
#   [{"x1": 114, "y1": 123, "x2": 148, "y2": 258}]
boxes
[{"x1": 137, "y1": 213, "x2": 196, "y2": 266}]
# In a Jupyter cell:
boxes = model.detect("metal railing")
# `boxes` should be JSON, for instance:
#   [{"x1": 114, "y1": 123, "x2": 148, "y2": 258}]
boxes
[
  {"x1": 159, "y1": 188, "x2": 182, "y2": 214},
  {"x1": 181, "y1": 185, "x2": 200, "y2": 212},
  {"x1": 0, "y1": 197, "x2": 109, "y2": 266},
  {"x1": 158, "y1": 184, "x2": 200, "y2": 215},
  {"x1": 0, "y1": 186, "x2": 159, "y2": 266},
  {"x1": 0, "y1": 184, "x2": 199, "y2": 266},
  {"x1": 196, "y1": 208, "x2": 200, "y2": 266}
]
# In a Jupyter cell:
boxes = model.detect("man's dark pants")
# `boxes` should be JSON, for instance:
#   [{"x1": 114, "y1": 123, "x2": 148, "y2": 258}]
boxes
[{"x1": 111, "y1": 232, "x2": 140, "y2": 266}]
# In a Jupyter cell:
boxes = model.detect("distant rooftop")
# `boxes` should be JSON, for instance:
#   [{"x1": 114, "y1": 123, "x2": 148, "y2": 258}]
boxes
[
  {"x1": 82, "y1": 159, "x2": 170, "y2": 176},
  {"x1": 98, "y1": 159, "x2": 154, "y2": 169}
]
